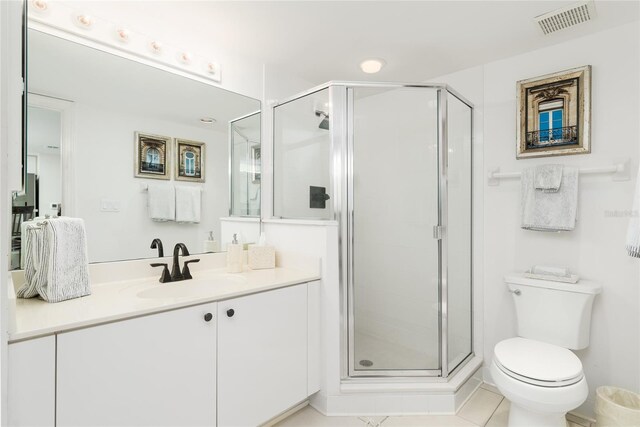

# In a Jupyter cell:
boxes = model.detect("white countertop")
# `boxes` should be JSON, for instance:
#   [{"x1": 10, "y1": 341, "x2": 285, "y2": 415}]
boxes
[{"x1": 9, "y1": 253, "x2": 320, "y2": 342}]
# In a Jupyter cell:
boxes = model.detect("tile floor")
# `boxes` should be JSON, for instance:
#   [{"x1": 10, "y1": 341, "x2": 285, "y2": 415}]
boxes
[{"x1": 275, "y1": 384, "x2": 589, "y2": 427}]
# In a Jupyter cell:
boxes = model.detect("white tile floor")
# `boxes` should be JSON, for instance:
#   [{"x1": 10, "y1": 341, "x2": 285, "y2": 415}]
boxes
[{"x1": 275, "y1": 384, "x2": 589, "y2": 427}]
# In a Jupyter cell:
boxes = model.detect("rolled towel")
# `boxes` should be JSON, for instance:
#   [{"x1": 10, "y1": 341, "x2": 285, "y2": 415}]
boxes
[
  {"x1": 535, "y1": 164, "x2": 563, "y2": 193},
  {"x1": 148, "y1": 184, "x2": 175, "y2": 222},
  {"x1": 175, "y1": 185, "x2": 201, "y2": 223},
  {"x1": 626, "y1": 167, "x2": 640, "y2": 257}
]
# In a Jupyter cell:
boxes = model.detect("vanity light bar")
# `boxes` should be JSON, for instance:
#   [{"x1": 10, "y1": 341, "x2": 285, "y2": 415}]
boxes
[{"x1": 27, "y1": 0, "x2": 222, "y2": 83}]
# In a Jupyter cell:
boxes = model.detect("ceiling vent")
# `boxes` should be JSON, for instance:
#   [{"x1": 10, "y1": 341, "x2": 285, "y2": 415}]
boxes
[{"x1": 535, "y1": 1, "x2": 596, "y2": 35}]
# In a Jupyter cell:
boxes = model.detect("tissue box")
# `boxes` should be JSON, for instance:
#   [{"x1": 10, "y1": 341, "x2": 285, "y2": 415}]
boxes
[{"x1": 248, "y1": 245, "x2": 275, "y2": 270}]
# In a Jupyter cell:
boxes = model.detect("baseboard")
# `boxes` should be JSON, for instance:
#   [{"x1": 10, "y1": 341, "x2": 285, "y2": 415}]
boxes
[
  {"x1": 261, "y1": 400, "x2": 309, "y2": 427},
  {"x1": 566, "y1": 411, "x2": 596, "y2": 427}
]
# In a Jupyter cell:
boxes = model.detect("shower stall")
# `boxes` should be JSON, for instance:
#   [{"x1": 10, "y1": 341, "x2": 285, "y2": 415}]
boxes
[{"x1": 273, "y1": 82, "x2": 473, "y2": 379}]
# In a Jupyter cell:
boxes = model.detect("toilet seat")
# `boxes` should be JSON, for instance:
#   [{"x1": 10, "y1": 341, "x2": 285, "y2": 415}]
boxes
[{"x1": 494, "y1": 337, "x2": 584, "y2": 388}]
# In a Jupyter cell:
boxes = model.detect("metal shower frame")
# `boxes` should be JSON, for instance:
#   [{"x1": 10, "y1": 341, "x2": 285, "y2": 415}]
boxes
[{"x1": 272, "y1": 81, "x2": 474, "y2": 380}]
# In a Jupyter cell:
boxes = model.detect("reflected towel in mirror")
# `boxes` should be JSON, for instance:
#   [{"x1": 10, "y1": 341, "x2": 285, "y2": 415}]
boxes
[
  {"x1": 175, "y1": 185, "x2": 201, "y2": 223},
  {"x1": 148, "y1": 184, "x2": 175, "y2": 221}
]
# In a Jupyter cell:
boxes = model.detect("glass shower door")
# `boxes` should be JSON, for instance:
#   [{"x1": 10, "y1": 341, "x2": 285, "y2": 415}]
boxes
[{"x1": 349, "y1": 86, "x2": 441, "y2": 376}]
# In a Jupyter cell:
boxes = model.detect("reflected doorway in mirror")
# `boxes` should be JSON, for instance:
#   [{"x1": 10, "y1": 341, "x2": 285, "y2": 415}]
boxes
[
  {"x1": 134, "y1": 132, "x2": 172, "y2": 180},
  {"x1": 175, "y1": 139, "x2": 205, "y2": 183},
  {"x1": 251, "y1": 145, "x2": 261, "y2": 184}
]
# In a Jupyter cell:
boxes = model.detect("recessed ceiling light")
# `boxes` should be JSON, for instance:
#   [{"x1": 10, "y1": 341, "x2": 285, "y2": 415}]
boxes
[
  {"x1": 360, "y1": 58, "x2": 386, "y2": 74},
  {"x1": 199, "y1": 117, "x2": 217, "y2": 124}
]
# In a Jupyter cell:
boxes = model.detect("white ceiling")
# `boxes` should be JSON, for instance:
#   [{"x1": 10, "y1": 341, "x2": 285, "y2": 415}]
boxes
[{"x1": 68, "y1": 0, "x2": 640, "y2": 85}]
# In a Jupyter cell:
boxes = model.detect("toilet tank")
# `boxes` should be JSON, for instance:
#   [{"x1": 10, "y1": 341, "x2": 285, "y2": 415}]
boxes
[{"x1": 505, "y1": 274, "x2": 602, "y2": 350}]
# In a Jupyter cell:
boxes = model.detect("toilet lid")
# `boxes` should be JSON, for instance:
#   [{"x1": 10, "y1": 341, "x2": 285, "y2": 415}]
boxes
[{"x1": 494, "y1": 338, "x2": 583, "y2": 386}]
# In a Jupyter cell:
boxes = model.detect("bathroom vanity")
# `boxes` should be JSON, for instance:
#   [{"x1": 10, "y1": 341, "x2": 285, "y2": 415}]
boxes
[{"x1": 7, "y1": 253, "x2": 321, "y2": 427}]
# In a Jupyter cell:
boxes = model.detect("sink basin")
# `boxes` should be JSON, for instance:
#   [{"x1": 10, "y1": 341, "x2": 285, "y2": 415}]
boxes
[{"x1": 137, "y1": 276, "x2": 246, "y2": 299}]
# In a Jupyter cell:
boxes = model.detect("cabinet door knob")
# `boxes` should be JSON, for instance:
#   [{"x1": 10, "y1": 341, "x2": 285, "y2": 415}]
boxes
[
  {"x1": 226, "y1": 309, "x2": 235, "y2": 318},
  {"x1": 204, "y1": 313, "x2": 213, "y2": 322}
]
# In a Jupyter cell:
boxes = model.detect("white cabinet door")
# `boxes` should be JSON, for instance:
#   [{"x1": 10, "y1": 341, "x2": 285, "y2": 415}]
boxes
[
  {"x1": 57, "y1": 303, "x2": 217, "y2": 427},
  {"x1": 8, "y1": 336, "x2": 56, "y2": 427},
  {"x1": 217, "y1": 284, "x2": 307, "y2": 427}
]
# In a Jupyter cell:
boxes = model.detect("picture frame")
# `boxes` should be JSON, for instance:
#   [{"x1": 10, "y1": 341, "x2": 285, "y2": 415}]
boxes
[
  {"x1": 516, "y1": 65, "x2": 591, "y2": 159},
  {"x1": 250, "y1": 145, "x2": 261, "y2": 184},
  {"x1": 175, "y1": 138, "x2": 205, "y2": 182},
  {"x1": 134, "y1": 132, "x2": 171, "y2": 180}
]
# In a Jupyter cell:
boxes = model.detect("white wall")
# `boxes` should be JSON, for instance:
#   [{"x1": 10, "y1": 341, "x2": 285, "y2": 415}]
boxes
[
  {"x1": 36, "y1": 153, "x2": 61, "y2": 217},
  {"x1": 72, "y1": 102, "x2": 229, "y2": 262},
  {"x1": 434, "y1": 22, "x2": 640, "y2": 417}
]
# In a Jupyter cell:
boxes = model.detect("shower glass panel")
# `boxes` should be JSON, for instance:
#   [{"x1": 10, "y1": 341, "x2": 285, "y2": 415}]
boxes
[
  {"x1": 446, "y1": 94, "x2": 473, "y2": 373},
  {"x1": 230, "y1": 112, "x2": 261, "y2": 217},
  {"x1": 273, "y1": 88, "x2": 332, "y2": 219},
  {"x1": 350, "y1": 87, "x2": 440, "y2": 373},
  {"x1": 272, "y1": 82, "x2": 474, "y2": 380}
]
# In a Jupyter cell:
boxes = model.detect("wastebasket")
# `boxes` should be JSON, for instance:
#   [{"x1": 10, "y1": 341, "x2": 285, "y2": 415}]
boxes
[{"x1": 595, "y1": 386, "x2": 640, "y2": 426}]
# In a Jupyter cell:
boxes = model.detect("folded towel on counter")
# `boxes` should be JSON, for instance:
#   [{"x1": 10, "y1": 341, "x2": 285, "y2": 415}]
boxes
[
  {"x1": 17, "y1": 224, "x2": 43, "y2": 299},
  {"x1": 148, "y1": 184, "x2": 175, "y2": 221},
  {"x1": 535, "y1": 164, "x2": 564, "y2": 192},
  {"x1": 521, "y1": 166, "x2": 579, "y2": 232},
  {"x1": 17, "y1": 217, "x2": 91, "y2": 303},
  {"x1": 626, "y1": 166, "x2": 640, "y2": 257},
  {"x1": 175, "y1": 185, "x2": 201, "y2": 223}
]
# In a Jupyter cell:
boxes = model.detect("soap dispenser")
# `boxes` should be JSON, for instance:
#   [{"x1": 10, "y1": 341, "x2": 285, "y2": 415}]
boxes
[
  {"x1": 203, "y1": 231, "x2": 220, "y2": 253},
  {"x1": 226, "y1": 233, "x2": 243, "y2": 273}
]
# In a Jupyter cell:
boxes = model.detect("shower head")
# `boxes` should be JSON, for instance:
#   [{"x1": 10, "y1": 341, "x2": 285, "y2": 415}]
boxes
[{"x1": 315, "y1": 110, "x2": 330, "y2": 130}]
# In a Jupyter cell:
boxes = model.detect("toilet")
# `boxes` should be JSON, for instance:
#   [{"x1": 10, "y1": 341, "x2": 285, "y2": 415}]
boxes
[{"x1": 491, "y1": 274, "x2": 602, "y2": 427}]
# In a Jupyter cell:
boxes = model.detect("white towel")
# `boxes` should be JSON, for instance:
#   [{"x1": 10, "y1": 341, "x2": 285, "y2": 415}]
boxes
[
  {"x1": 626, "y1": 167, "x2": 640, "y2": 257},
  {"x1": 175, "y1": 185, "x2": 201, "y2": 223},
  {"x1": 148, "y1": 184, "x2": 175, "y2": 221},
  {"x1": 521, "y1": 166, "x2": 579, "y2": 232},
  {"x1": 17, "y1": 218, "x2": 91, "y2": 303},
  {"x1": 535, "y1": 164, "x2": 563, "y2": 193},
  {"x1": 17, "y1": 224, "x2": 42, "y2": 299}
]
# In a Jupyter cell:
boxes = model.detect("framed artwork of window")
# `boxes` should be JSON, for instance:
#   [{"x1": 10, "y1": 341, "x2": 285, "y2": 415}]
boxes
[
  {"x1": 134, "y1": 132, "x2": 171, "y2": 180},
  {"x1": 516, "y1": 65, "x2": 591, "y2": 159},
  {"x1": 175, "y1": 139, "x2": 205, "y2": 182}
]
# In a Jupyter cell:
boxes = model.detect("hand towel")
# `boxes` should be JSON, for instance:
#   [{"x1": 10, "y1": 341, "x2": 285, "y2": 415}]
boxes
[
  {"x1": 626, "y1": 167, "x2": 640, "y2": 257},
  {"x1": 148, "y1": 184, "x2": 175, "y2": 221},
  {"x1": 175, "y1": 185, "x2": 201, "y2": 223},
  {"x1": 535, "y1": 164, "x2": 564, "y2": 193},
  {"x1": 521, "y1": 166, "x2": 579, "y2": 232},
  {"x1": 17, "y1": 218, "x2": 91, "y2": 302}
]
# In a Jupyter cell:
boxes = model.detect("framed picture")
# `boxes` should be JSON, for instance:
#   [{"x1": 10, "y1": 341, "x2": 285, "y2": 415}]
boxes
[
  {"x1": 134, "y1": 132, "x2": 171, "y2": 179},
  {"x1": 251, "y1": 145, "x2": 261, "y2": 184},
  {"x1": 516, "y1": 65, "x2": 591, "y2": 159},
  {"x1": 175, "y1": 139, "x2": 205, "y2": 182}
]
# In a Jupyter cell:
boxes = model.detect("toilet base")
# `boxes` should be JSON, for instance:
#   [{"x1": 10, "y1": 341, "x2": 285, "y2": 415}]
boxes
[{"x1": 508, "y1": 402, "x2": 567, "y2": 427}]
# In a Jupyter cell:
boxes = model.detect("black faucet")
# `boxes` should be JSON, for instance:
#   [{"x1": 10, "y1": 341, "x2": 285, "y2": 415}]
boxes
[
  {"x1": 150, "y1": 238, "x2": 164, "y2": 258},
  {"x1": 171, "y1": 243, "x2": 190, "y2": 282}
]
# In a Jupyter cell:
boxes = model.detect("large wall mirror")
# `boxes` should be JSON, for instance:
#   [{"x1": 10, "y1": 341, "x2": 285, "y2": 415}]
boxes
[{"x1": 9, "y1": 29, "x2": 261, "y2": 269}]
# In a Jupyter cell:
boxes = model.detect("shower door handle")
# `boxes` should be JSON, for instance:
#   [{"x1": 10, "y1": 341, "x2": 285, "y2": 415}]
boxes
[{"x1": 433, "y1": 225, "x2": 445, "y2": 240}]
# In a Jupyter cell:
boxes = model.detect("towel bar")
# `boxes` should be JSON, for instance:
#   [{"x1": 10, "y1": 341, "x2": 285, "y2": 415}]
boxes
[
  {"x1": 487, "y1": 159, "x2": 630, "y2": 186},
  {"x1": 140, "y1": 183, "x2": 203, "y2": 192}
]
